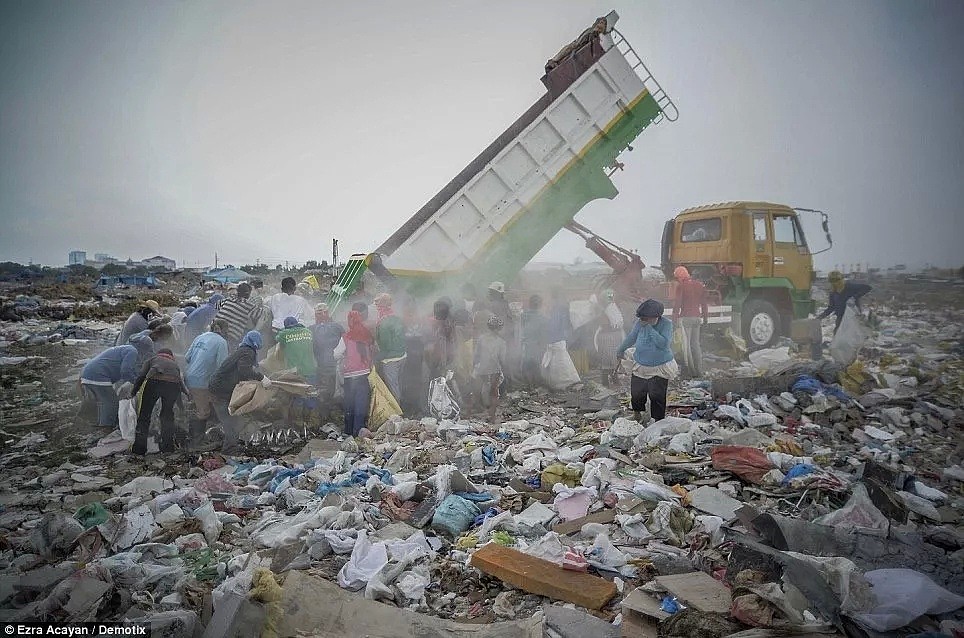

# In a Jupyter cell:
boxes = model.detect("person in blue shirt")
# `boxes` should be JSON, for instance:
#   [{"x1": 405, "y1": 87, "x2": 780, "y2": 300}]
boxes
[
  {"x1": 616, "y1": 299, "x2": 679, "y2": 422},
  {"x1": 184, "y1": 319, "x2": 230, "y2": 447},
  {"x1": 80, "y1": 335, "x2": 154, "y2": 428}
]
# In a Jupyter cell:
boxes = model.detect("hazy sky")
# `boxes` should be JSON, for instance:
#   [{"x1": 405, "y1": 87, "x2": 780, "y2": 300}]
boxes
[{"x1": 2, "y1": 0, "x2": 962, "y2": 271}]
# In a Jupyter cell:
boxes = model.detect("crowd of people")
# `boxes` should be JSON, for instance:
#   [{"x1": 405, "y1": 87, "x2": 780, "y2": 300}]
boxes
[{"x1": 79, "y1": 270, "x2": 871, "y2": 457}]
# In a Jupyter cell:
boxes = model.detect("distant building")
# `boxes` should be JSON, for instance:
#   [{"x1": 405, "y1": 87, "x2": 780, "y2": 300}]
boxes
[
  {"x1": 93, "y1": 253, "x2": 117, "y2": 264},
  {"x1": 141, "y1": 255, "x2": 176, "y2": 270},
  {"x1": 68, "y1": 250, "x2": 86, "y2": 265}
]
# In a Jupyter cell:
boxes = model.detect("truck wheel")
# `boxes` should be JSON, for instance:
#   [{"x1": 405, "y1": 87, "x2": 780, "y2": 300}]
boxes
[{"x1": 742, "y1": 299, "x2": 780, "y2": 350}]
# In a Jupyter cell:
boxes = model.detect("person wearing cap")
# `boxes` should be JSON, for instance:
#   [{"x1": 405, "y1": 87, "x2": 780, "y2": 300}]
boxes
[
  {"x1": 474, "y1": 314, "x2": 507, "y2": 424},
  {"x1": 130, "y1": 347, "x2": 190, "y2": 455},
  {"x1": 116, "y1": 300, "x2": 161, "y2": 346},
  {"x1": 818, "y1": 271, "x2": 872, "y2": 334},
  {"x1": 184, "y1": 293, "x2": 225, "y2": 346},
  {"x1": 216, "y1": 282, "x2": 265, "y2": 352},
  {"x1": 594, "y1": 289, "x2": 625, "y2": 386},
  {"x1": 671, "y1": 266, "x2": 709, "y2": 376},
  {"x1": 80, "y1": 339, "x2": 153, "y2": 428},
  {"x1": 276, "y1": 316, "x2": 317, "y2": 381},
  {"x1": 310, "y1": 303, "x2": 344, "y2": 424},
  {"x1": 265, "y1": 277, "x2": 314, "y2": 332},
  {"x1": 616, "y1": 299, "x2": 679, "y2": 422},
  {"x1": 333, "y1": 310, "x2": 373, "y2": 437},
  {"x1": 184, "y1": 319, "x2": 230, "y2": 447},
  {"x1": 208, "y1": 330, "x2": 270, "y2": 454},
  {"x1": 373, "y1": 293, "x2": 406, "y2": 403}
]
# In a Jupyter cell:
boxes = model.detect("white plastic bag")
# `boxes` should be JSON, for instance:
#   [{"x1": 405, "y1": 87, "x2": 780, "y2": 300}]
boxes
[
  {"x1": 543, "y1": 341, "x2": 580, "y2": 390},
  {"x1": 118, "y1": 398, "x2": 137, "y2": 442},
  {"x1": 813, "y1": 484, "x2": 889, "y2": 534},
  {"x1": 855, "y1": 568, "x2": 964, "y2": 631},
  {"x1": 428, "y1": 375, "x2": 460, "y2": 420},
  {"x1": 748, "y1": 346, "x2": 791, "y2": 371},
  {"x1": 830, "y1": 306, "x2": 870, "y2": 365},
  {"x1": 337, "y1": 531, "x2": 388, "y2": 591}
]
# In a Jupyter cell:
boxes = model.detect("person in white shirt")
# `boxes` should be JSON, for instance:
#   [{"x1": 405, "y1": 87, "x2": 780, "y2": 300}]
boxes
[{"x1": 264, "y1": 277, "x2": 314, "y2": 333}]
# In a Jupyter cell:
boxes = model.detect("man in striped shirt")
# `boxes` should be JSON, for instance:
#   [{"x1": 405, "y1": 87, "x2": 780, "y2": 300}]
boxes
[{"x1": 215, "y1": 283, "x2": 265, "y2": 352}]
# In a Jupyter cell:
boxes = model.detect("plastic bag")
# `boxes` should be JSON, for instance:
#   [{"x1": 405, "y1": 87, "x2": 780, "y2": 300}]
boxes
[
  {"x1": 368, "y1": 369, "x2": 402, "y2": 430},
  {"x1": 543, "y1": 341, "x2": 580, "y2": 390},
  {"x1": 749, "y1": 346, "x2": 791, "y2": 372},
  {"x1": 118, "y1": 398, "x2": 137, "y2": 442},
  {"x1": 855, "y1": 568, "x2": 964, "y2": 631},
  {"x1": 430, "y1": 495, "x2": 481, "y2": 536},
  {"x1": 337, "y1": 531, "x2": 388, "y2": 591},
  {"x1": 829, "y1": 306, "x2": 870, "y2": 365},
  {"x1": 428, "y1": 375, "x2": 460, "y2": 420},
  {"x1": 813, "y1": 484, "x2": 889, "y2": 534},
  {"x1": 711, "y1": 446, "x2": 775, "y2": 484}
]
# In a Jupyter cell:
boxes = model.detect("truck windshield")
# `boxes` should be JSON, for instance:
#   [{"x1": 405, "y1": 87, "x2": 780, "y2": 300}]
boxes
[
  {"x1": 680, "y1": 218, "x2": 721, "y2": 242},
  {"x1": 773, "y1": 214, "x2": 808, "y2": 248}
]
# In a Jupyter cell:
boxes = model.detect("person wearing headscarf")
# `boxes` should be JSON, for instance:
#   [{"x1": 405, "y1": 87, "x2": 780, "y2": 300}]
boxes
[
  {"x1": 184, "y1": 293, "x2": 225, "y2": 345},
  {"x1": 616, "y1": 299, "x2": 678, "y2": 422},
  {"x1": 373, "y1": 293, "x2": 406, "y2": 402},
  {"x1": 310, "y1": 303, "x2": 344, "y2": 424},
  {"x1": 819, "y1": 271, "x2": 872, "y2": 334},
  {"x1": 130, "y1": 348, "x2": 189, "y2": 454},
  {"x1": 671, "y1": 266, "x2": 708, "y2": 376},
  {"x1": 593, "y1": 289, "x2": 625, "y2": 386},
  {"x1": 276, "y1": 316, "x2": 317, "y2": 380},
  {"x1": 208, "y1": 330, "x2": 270, "y2": 453},
  {"x1": 474, "y1": 314, "x2": 507, "y2": 424},
  {"x1": 334, "y1": 310, "x2": 373, "y2": 437},
  {"x1": 116, "y1": 300, "x2": 161, "y2": 346},
  {"x1": 184, "y1": 319, "x2": 229, "y2": 447}
]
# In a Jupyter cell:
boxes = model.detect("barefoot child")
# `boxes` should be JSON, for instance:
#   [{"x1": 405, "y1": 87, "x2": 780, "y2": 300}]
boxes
[{"x1": 474, "y1": 315, "x2": 507, "y2": 424}]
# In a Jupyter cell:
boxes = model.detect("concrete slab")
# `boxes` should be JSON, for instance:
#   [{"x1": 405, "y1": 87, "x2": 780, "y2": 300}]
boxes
[
  {"x1": 278, "y1": 570, "x2": 543, "y2": 638},
  {"x1": 543, "y1": 604, "x2": 618, "y2": 638},
  {"x1": 654, "y1": 571, "x2": 731, "y2": 614},
  {"x1": 688, "y1": 486, "x2": 743, "y2": 521}
]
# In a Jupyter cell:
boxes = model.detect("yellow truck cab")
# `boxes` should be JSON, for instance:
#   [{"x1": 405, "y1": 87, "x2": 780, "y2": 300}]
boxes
[{"x1": 661, "y1": 202, "x2": 831, "y2": 350}]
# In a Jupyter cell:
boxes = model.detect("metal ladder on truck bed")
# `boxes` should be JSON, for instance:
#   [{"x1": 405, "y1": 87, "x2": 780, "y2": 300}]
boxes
[{"x1": 612, "y1": 28, "x2": 678, "y2": 125}]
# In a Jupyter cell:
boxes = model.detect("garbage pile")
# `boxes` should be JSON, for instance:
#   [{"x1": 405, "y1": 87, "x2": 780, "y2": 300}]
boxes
[{"x1": 0, "y1": 292, "x2": 962, "y2": 637}]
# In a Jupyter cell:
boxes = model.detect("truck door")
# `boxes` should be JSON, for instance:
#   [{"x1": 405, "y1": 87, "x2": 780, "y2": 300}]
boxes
[
  {"x1": 751, "y1": 211, "x2": 773, "y2": 277},
  {"x1": 771, "y1": 212, "x2": 811, "y2": 290}
]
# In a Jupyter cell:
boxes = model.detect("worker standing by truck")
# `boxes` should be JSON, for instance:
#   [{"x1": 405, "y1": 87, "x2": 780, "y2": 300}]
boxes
[
  {"x1": 819, "y1": 271, "x2": 872, "y2": 335},
  {"x1": 671, "y1": 267, "x2": 708, "y2": 377}
]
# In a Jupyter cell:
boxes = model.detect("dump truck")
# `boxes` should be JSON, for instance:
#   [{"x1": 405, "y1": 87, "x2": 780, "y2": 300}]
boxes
[
  {"x1": 327, "y1": 11, "x2": 677, "y2": 309},
  {"x1": 661, "y1": 202, "x2": 833, "y2": 350}
]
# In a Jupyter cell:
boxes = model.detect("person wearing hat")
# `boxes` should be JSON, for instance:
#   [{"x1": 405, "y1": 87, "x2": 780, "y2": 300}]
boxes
[
  {"x1": 276, "y1": 316, "x2": 317, "y2": 381},
  {"x1": 819, "y1": 271, "x2": 872, "y2": 335},
  {"x1": 310, "y1": 302, "x2": 344, "y2": 424},
  {"x1": 671, "y1": 266, "x2": 709, "y2": 376},
  {"x1": 373, "y1": 293, "x2": 406, "y2": 403},
  {"x1": 216, "y1": 282, "x2": 265, "y2": 352},
  {"x1": 616, "y1": 299, "x2": 679, "y2": 422},
  {"x1": 594, "y1": 289, "x2": 625, "y2": 386},
  {"x1": 116, "y1": 299, "x2": 161, "y2": 347},
  {"x1": 184, "y1": 318, "x2": 230, "y2": 447},
  {"x1": 474, "y1": 314, "x2": 508, "y2": 424},
  {"x1": 208, "y1": 330, "x2": 270, "y2": 454}
]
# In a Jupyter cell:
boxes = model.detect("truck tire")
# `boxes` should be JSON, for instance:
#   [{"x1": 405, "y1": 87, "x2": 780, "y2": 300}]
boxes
[{"x1": 742, "y1": 299, "x2": 780, "y2": 350}]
